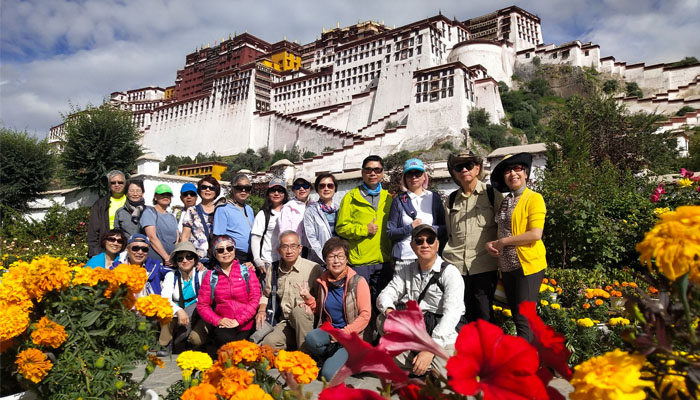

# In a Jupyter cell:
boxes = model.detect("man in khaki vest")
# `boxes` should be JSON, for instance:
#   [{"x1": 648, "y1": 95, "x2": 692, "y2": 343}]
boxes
[{"x1": 442, "y1": 152, "x2": 501, "y2": 323}]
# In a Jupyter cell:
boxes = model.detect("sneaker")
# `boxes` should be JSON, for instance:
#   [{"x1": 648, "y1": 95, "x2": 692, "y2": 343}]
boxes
[{"x1": 156, "y1": 343, "x2": 171, "y2": 357}]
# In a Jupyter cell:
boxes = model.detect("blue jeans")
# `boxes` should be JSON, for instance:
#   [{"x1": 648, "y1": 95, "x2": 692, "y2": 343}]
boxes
[{"x1": 304, "y1": 328, "x2": 348, "y2": 382}]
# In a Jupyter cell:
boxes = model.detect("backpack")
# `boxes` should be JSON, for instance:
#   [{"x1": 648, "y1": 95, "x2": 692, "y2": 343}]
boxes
[
  {"x1": 448, "y1": 184, "x2": 494, "y2": 209},
  {"x1": 174, "y1": 269, "x2": 202, "y2": 309},
  {"x1": 209, "y1": 263, "x2": 250, "y2": 305}
]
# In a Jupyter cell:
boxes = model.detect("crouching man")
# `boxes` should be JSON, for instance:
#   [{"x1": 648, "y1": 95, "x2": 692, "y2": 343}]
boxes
[
  {"x1": 376, "y1": 224, "x2": 465, "y2": 378},
  {"x1": 251, "y1": 230, "x2": 323, "y2": 349}
]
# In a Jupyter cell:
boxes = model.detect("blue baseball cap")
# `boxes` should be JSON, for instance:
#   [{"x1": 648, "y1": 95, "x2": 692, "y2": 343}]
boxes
[
  {"x1": 403, "y1": 158, "x2": 425, "y2": 173},
  {"x1": 127, "y1": 233, "x2": 150, "y2": 246},
  {"x1": 181, "y1": 183, "x2": 197, "y2": 193}
]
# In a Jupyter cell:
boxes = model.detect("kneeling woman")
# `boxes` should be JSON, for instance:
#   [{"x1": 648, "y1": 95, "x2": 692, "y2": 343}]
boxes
[
  {"x1": 303, "y1": 237, "x2": 371, "y2": 382},
  {"x1": 197, "y1": 235, "x2": 261, "y2": 349},
  {"x1": 159, "y1": 241, "x2": 208, "y2": 355}
]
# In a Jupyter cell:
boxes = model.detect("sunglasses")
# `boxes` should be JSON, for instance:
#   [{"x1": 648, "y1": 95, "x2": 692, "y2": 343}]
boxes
[
  {"x1": 318, "y1": 183, "x2": 335, "y2": 190},
  {"x1": 182, "y1": 191, "x2": 197, "y2": 198},
  {"x1": 504, "y1": 165, "x2": 525, "y2": 174},
  {"x1": 215, "y1": 245, "x2": 235, "y2": 254},
  {"x1": 106, "y1": 237, "x2": 124, "y2": 244},
  {"x1": 413, "y1": 236, "x2": 437, "y2": 246},
  {"x1": 454, "y1": 162, "x2": 476, "y2": 172},
  {"x1": 405, "y1": 170, "x2": 424, "y2": 178},
  {"x1": 200, "y1": 184, "x2": 217, "y2": 192},
  {"x1": 363, "y1": 167, "x2": 384, "y2": 174},
  {"x1": 176, "y1": 253, "x2": 196, "y2": 262},
  {"x1": 293, "y1": 182, "x2": 311, "y2": 190},
  {"x1": 130, "y1": 245, "x2": 149, "y2": 253},
  {"x1": 110, "y1": 180, "x2": 125, "y2": 185},
  {"x1": 233, "y1": 185, "x2": 252, "y2": 192},
  {"x1": 269, "y1": 187, "x2": 286, "y2": 194}
]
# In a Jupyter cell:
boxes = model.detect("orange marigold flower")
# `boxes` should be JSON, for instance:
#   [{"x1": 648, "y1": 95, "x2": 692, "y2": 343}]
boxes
[
  {"x1": 628, "y1": 282, "x2": 638, "y2": 288},
  {"x1": 24, "y1": 256, "x2": 72, "y2": 300},
  {"x1": 231, "y1": 384, "x2": 273, "y2": 400},
  {"x1": 0, "y1": 304, "x2": 31, "y2": 342},
  {"x1": 181, "y1": 383, "x2": 217, "y2": 400},
  {"x1": 258, "y1": 344, "x2": 276, "y2": 369},
  {"x1": 92, "y1": 268, "x2": 120, "y2": 298},
  {"x1": 202, "y1": 361, "x2": 226, "y2": 386},
  {"x1": 112, "y1": 264, "x2": 148, "y2": 293},
  {"x1": 71, "y1": 266, "x2": 98, "y2": 287},
  {"x1": 218, "y1": 340, "x2": 260, "y2": 366},
  {"x1": 217, "y1": 367, "x2": 254, "y2": 398},
  {"x1": 148, "y1": 354, "x2": 165, "y2": 368},
  {"x1": 582, "y1": 303, "x2": 591, "y2": 309},
  {"x1": 605, "y1": 285, "x2": 613, "y2": 292},
  {"x1": 31, "y1": 317, "x2": 68, "y2": 349},
  {"x1": 542, "y1": 278, "x2": 548, "y2": 284},
  {"x1": 649, "y1": 286, "x2": 659, "y2": 294},
  {"x1": 556, "y1": 287, "x2": 562, "y2": 294},
  {"x1": 622, "y1": 282, "x2": 629, "y2": 287},
  {"x1": 594, "y1": 299, "x2": 604, "y2": 306},
  {"x1": 135, "y1": 295, "x2": 173, "y2": 324},
  {"x1": 275, "y1": 350, "x2": 319, "y2": 384},
  {"x1": 15, "y1": 348, "x2": 53, "y2": 383},
  {"x1": 549, "y1": 278, "x2": 557, "y2": 285},
  {"x1": 614, "y1": 281, "x2": 620, "y2": 287}
]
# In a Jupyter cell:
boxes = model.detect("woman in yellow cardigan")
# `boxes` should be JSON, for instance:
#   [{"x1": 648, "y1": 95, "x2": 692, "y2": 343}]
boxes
[{"x1": 486, "y1": 153, "x2": 546, "y2": 342}]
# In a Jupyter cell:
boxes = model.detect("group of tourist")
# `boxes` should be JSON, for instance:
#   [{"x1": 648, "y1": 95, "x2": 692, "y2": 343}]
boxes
[{"x1": 85, "y1": 150, "x2": 547, "y2": 381}]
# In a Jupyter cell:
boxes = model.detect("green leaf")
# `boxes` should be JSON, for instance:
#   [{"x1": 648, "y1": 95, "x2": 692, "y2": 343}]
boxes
[{"x1": 81, "y1": 310, "x2": 102, "y2": 327}]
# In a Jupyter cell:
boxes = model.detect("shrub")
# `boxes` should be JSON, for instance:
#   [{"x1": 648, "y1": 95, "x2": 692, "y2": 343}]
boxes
[
  {"x1": 625, "y1": 82, "x2": 643, "y2": 98},
  {"x1": 602, "y1": 79, "x2": 618, "y2": 94},
  {"x1": 676, "y1": 105, "x2": 696, "y2": 116},
  {"x1": 511, "y1": 110, "x2": 534, "y2": 129}
]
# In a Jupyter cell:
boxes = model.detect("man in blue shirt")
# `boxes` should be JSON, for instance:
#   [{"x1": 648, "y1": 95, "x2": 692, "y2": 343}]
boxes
[{"x1": 213, "y1": 174, "x2": 255, "y2": 263}]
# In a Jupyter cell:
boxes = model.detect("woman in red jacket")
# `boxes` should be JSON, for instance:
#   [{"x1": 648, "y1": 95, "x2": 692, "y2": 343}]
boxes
[
  {"x1": 197, "y1": 235, "x2": 261, "y2": 349},
  {"x1": 302, "y1": 237, "x2": 371, "y2": 382}
]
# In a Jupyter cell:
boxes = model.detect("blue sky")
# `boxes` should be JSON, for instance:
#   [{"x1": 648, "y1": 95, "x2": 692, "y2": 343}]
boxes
[{"x1": 1, "y1": 0, "x2": 698, "y2": 138}]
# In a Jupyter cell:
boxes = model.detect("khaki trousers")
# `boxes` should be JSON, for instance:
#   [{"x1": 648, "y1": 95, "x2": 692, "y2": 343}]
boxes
[
  {"x1": 159, "y1": 318, "x2": 208, "y2": 348},
  {"x1": 261, "y1": 307, "x2": 314, "y2": 350}
]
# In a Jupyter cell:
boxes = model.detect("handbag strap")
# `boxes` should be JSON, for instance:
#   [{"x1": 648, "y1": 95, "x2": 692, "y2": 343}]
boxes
[
  {"x1": 416, "y1": 262, "x2": 449, "y2": 305},
  {"x1": 195, "y1": 204, "x2": 211, "y2": 239}
]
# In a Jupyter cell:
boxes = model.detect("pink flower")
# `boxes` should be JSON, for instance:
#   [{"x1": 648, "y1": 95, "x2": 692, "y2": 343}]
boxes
[
  {"x1": 650, "y1": 193, "x2": 660, "y2": 203},
  {"x1": 653, "y1": 185, "x2": 666, "y2": 195},
  {"x1": 681, "y1": 168, "x2": 694, "y2": 178},
  {"x1": 320, "y1": 322, "x2": 408, "y2": 386},
  {"x1": 377, "y1": 300, "x2": 449, "y2": 360}
]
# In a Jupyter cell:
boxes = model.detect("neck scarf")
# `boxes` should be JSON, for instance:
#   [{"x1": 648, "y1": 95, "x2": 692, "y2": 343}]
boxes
[
  {"x1": 124, "y1": 198, "x2": 146, "y2": 224},
  {"x1": 361, "y1": 182, "x2": 382, "y2": 196},
  {"x1": 319, "y1": 202, "x2": 337, "y2": 214}
]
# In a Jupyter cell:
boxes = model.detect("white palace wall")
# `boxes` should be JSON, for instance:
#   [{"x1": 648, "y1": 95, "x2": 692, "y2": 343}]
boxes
[{"x1": 448, "y1": 41, "x2": 515, "y2": 86}]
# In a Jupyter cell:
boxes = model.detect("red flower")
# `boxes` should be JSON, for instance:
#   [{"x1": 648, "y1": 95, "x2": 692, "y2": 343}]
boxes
[
  {"x1": 446, "y1": 320, "x2": 547, "y2": 400},
  {"x1": 319, "y1": 383, "x2": 385, "y2": 400},
  {"x1": 650, "y1": 193, "x2": 660, "y2": 203},
  {"x1": 320, "y1": 322, "x2": 408, "y2": 386},
  {"x1": 377, "y1": 300, "x2": 449, "y2": 360},
  {"x1": 519, "y1": 301, "x2": 572, "y2": 380},
  {"x1": 681, "y1": 168, "x2": 694, "y2": 179}
]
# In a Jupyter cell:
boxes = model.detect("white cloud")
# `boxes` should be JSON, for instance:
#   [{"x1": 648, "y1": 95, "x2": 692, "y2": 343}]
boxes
[{"x1": 1, "y1": 0, "x2": 698, "y2": 138}]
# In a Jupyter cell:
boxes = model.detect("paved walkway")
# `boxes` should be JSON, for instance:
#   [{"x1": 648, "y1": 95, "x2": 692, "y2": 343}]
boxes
[{"x1": 135, "y1": 355, "x2": 574, "y2": 399}]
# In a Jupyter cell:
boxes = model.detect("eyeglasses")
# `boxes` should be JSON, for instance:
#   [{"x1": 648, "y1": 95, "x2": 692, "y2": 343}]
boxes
[
  {"x1": 326, "y1": 254, "x2": 347, "y2": 261},
  {"x1": 279, "y1": 244, "x2": 301, "y2": 251},
  {"x1": 130, "y1": 245, "x2": 149, "y2": 253},
  {"x1": 182, "y1": 191, "x2": 197, "y2": 198},
  {"x1": 215, "y1": 245, "x2": 235, "y2": 254},
  {"x1": 363, "y1": 167, "x2": 384, "y2": 175},
  {"x1": 176, "y1": 253, "x2": 196, "y2": 262},
  {"x1": 292, "y1": 182, "x2": 311, "y2": 190},
  {"x1": 200, "y1": 184, "x2": 217, "y2": 192},
  {"x1": 454, "y1": 162, "x2": 476, "y2": 172},
  {"x1": 269, "y1": 187, "x2": 286, "y2": 194},
  {"x1": 317, "y1": 183, "x2": 335, "y2": 190},
  {"x1": 233, "y1": 185, "x2": 252, "y2": 192},
  {"x1": 413, "y1": 236, "x2": 437, "y2": 246},
  {"x1": 110, "y1": 180, "x2": 125, "y2": 185},
  {"x1": 504, "y1": 165, "x2": 525, "y2": 174},
  {"x1": 405, "y1": 170, "x2": 424, "y2": 178},
  {"x1": 106, "y1": 237, "x2": 124, "y2": 244}
]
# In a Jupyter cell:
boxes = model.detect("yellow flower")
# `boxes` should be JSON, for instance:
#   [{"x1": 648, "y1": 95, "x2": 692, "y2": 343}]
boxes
[
  {"x1": 71, "y1": 266, "x2": 98, "y2": 287},
  {"x1": 609, "y1": 317, "x2": 630, "y2": 326},
  {"x1": 135, "y1": 295, "x2": 173, "y2": 324},
  {"x1": 23, "y1": 256, "x2": 72, "y2": 301},
  {"x1": 658, "y1": 373, "x2": 689, "y2": 399},
  {"x1": 15, "y1": 348, "x2": 53, "y2": 384},
  {"x1": 231, "y1": 384, "x2": 273, "y2": 400},
  {"x1": 570, "y1": 349, "x2": 652, "y2": 400},
  {"x1": 181, "y1": 383, "x2": 218, "y2": 400},
  {"x1": 637, "y1": 206, "x2": 700, "y2": 283},
  {"x1": 275, "y1": 350, "x2": 319, "y2": 384},
  {"x1": 577, "y1": 318, "x2": 595, "y2": 328},
  {"x1": 492, "y1": 305, "x2": 503, "y2": 312},
  {"x1": 654, "y1": 207, "x2": 671, "y2": 216},
  {"x1": 540, "y1": 300, "x2": 549, "y2": 306},
  {"x1": 539, "y1": 284, "x2": 555, "y2": 293},
  {"x1": 177, "y1": 350, "x2": 213, "y2": 371},
  {"x1": 0, "y1": 304, "x2": 31, "y2": 342},
  {"x1": 550, "y1": 303, "x2": 561, "y2": 310},
  {"x1": 678, "y1": 178, "x2": 693, "y2": 187},
  {"x1": 217, "y1": 340, "x2": 260, "y2": 366},
  {"x1": 502, "y1": 309, "x2": 512, "y2": 317},
  {"x1": 31, "y1": 317, "x2": 68, "y2": 348}
]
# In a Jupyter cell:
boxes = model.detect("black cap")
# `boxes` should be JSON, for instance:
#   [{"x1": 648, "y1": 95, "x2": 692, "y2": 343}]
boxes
[{"x1": 411, "y1": 224, "x2": 438, "y2": 241}]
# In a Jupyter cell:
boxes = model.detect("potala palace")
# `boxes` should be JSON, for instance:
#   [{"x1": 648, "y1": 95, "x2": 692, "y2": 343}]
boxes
[{"x1": 49, "y1": 5, "x2": 700, "y2": 176}]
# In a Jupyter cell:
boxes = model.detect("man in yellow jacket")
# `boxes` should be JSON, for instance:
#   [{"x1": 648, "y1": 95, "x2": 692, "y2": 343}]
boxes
[{"x1": 336, "y1": 155, "x2": 393, "y2": 305}]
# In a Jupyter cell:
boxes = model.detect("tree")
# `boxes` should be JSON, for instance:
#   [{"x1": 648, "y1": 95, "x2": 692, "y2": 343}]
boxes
[
  {"x1": 669, "y1": 56, "x2": 698, "y2": 68},
  {"x1": 0, "y1": 128, "x2": 56, "y2": 212},
  {"x1": 61, "y1": 103, "x2": 142, "y2": 196},
  {"x1": 625, "y1": 82, "x2": 643, "y2": 98}
]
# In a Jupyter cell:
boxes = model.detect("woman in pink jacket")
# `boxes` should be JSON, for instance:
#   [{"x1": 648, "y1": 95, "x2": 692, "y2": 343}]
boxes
[{"x1": 197, "y1": 235, "x2": 261, "y2": 348}]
